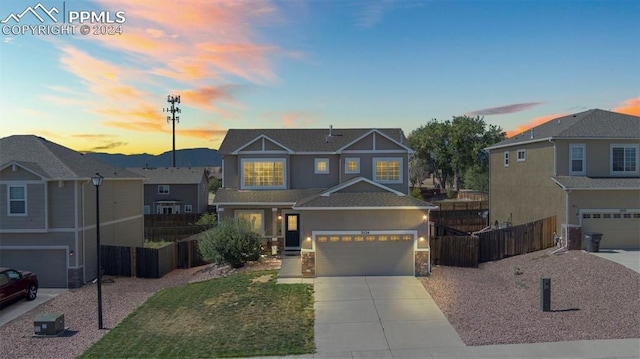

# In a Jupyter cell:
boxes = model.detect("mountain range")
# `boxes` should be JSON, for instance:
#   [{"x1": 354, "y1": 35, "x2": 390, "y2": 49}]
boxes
[{"x1": 86, "y1": 148, "x2": 222, "y2": 168}]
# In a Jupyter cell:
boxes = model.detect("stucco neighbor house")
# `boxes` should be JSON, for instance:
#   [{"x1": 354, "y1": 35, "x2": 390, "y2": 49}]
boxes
[
  {"x1": 128, "y1": 167, "x2": 209, "y2": 215},
  {"x1": 214, "y1": 127, "x2": 437, "y2": 277},
  {"x1": 486, "y1": 109, "x2": 640, "y2": 249},
  {"x1": 0, "y1": 135, "x2": 145, "y2": 288}
]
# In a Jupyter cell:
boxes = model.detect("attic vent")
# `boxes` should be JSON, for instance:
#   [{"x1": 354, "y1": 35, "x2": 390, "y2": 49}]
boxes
[{"x1": 530, "y1": 128, "x2": 535, "y2": 139}]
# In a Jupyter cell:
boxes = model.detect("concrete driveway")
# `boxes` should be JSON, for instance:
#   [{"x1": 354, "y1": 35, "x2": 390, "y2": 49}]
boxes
[
  {"x1": 0, "y1": 288, "x2": 67, "y2": 327},
  {"x1": 313, "y1": 276, "x2": 467, "y2": 358},
  {"x1": 589, "y1": 249, "x2": 640, "y2": 274}
]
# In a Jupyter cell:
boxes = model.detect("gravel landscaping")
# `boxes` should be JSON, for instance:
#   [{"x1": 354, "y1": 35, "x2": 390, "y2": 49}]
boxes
[
  {"x1": 0, "y1": 258, "x2": 280, "y2": 359},
  {"x1": 420, "y1": 249, "x2": 640, "y2": 346}
]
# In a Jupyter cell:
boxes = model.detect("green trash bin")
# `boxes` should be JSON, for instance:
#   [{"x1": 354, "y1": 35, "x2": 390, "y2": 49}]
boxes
[{"x1": 584, "y1": 232, "x2": 603, "y2": 252}]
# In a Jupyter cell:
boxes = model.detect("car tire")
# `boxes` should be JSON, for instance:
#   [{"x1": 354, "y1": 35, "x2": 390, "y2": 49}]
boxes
[{"x1": 26, "y1": 284, "x2": 38, "y2": 301}]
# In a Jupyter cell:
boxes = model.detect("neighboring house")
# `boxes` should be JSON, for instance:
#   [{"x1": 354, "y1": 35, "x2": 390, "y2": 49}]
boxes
[
  {"x1": 128, "y1": 167, "x2": 209, "y2": 215},
  {"x1": 486, "y1": 109, "x2": 640, "y2": 249},
  {"x1": 0, "y1": 135, "x2": 145, "y2": 288},
  {"x1": 214, "y1": 127, "x2": 437, "y2": 277}
]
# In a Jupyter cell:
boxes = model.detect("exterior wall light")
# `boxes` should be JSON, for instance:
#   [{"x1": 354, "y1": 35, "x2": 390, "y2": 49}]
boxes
[{"x1": 419, "y1": 236, "x2": 425, "y2": 241}]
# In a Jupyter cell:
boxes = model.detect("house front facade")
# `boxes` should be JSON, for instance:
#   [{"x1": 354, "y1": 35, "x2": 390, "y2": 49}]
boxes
[
  {"x1": 128, "y1": 167, "x2": 209, "y2": 215},
  {"x1": 214, "y1": 128, "x2": 437, "y2": 277},
  {"x1": 0, "y1": 135, "x2": 145, "y2": 288},
  {"x1": 487, "y1": 109, "x2": 640, "y2": 249}
]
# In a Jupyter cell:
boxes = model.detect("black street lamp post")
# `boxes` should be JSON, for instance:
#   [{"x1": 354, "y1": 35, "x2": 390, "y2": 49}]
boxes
[{"x1": 91, "y1": 173, "x2": 104, "y2": 330}]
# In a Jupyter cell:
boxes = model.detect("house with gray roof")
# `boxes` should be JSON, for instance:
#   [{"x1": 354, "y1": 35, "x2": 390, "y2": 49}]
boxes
[
  {"x1": 128, "y1": 167, "x2": 209, "y2": 215},
  {"x1": 0, "y1": 135, "x2": 145, "y2": 288},
  {"x1": 214, "y1": 127, "x2": 438, "y2": 277},
  {"x1": 486, "y1": 109, "x2": 640, "y2": 249}
]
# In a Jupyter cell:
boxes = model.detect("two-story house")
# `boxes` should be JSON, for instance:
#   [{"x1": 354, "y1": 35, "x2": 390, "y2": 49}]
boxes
[
  {"x1": 214, "y1": 127, "x2": 437, "y2": 277},
  {"x1": 0, "y1": 135, "x2": 145, "y2": 288},
  {"x1": 486, "y1": 109, "x2": 640, "y2": 249},
  {"x1": 128, "y1": 167, "x2": 209, "y2": 215}
]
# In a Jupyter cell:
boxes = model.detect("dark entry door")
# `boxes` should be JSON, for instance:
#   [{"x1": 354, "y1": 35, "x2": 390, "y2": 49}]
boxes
[{"x1": 285, "y1": 214, "x2": 300, "y2": 248}]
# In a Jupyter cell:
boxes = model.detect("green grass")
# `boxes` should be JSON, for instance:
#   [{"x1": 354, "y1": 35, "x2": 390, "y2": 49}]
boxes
[{"x1": 79, "y1": 270, "x2": 315, "y2": 358}]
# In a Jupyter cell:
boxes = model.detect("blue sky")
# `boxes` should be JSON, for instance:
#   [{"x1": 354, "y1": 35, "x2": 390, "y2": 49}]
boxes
[{"x1": 1, "y1": 0, "x2": 638, "y2": 154}]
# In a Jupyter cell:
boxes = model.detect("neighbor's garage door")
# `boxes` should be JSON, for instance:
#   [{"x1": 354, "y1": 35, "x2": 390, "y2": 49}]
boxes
[
  {"x1": 0, "y1": 249, "x2": 67, "y2": 288},
  {"x1": 581, "y1": 211, "x2": 640, "y2": 249},
  {"x1": 315, "y1": 233, "x2": 414, "y2": 276}
]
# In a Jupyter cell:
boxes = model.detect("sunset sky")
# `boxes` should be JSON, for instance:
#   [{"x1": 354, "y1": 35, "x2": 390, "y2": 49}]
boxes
[{"x1": 1, "y1": 0, "x2": 638, "y2": 155}]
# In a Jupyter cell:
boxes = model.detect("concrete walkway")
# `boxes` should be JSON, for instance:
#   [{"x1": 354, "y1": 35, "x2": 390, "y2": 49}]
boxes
[
  {"x1": 276, "y1": 275, "x2": 639, "y2": 359},
  {"x1": 589, "y1": 249, "x2": 640, "y2": 274}
]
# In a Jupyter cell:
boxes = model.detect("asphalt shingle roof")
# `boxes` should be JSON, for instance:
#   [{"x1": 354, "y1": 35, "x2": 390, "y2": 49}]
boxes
[
  {"x1": 213, "y1": 188, "x2": 325, "y2": 205},
  {"x1": 128, "y1": 167, "x2": 206, "y2": 184},
  {"x1": 0, "y1": 135, "x2": 142, "y2": 180},
  {"x1": 487, "y1": 109, "x2": 640, "y2": 150},
  {"x1": 293, "y1": 191, "x2": 437, "y2": 209},
  {"x1": 552, "y1": 176, "x2": 640, "y2": 190},
  {"x1": 217, "y1": 128, "x2": 410, "y2": 154}
]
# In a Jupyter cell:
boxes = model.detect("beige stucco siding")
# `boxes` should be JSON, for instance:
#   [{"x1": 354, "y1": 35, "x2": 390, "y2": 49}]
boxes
[
  {"x1": 490, "y1": 142, "x2": 565, "y2": 232},
  {"x1": 568, "y1": 190, "x2": 640, "y2": 225},
  {"x1": 556, "y1": 139, "x2": 640, "y2": 177}
]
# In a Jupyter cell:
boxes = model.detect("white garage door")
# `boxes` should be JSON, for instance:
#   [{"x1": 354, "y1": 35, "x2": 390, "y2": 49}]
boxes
[
  {"x1": 0, "y1": 248, "x2": 67, "y2": 288},
  {"x1": 315, "y1": 232, "x2": 414, "y2": 276},
  {"x1": 581, "y1": 211, "x2": 640, "y2": 249}
]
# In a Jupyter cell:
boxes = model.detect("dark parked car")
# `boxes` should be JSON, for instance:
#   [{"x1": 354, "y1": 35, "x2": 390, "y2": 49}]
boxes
[{"x1": 0, "y1": 267, "x2": 38, "y2": 307}]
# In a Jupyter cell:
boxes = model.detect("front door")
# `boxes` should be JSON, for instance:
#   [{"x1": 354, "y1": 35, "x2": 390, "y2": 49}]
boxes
[{"x1": 285, "y1": 214, "x2": 300, "y2": 249}]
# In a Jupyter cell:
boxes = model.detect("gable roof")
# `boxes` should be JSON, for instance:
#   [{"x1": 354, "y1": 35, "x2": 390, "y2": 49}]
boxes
[
  {"x1": 487, "y1": 109, "x2": 640, "y2": 150},
  {"x1": 128, "y1": 167, "x2": 207, "y2": 185},
  {"x1": 293, "y1": 176, "x2": 437, "y2": 210},
  {"x1": 0, "y1": 135, "x2": 143, "y2": 180},
  {"x1": 218, "y1": 128, "x2": 410, "y2": 154}
]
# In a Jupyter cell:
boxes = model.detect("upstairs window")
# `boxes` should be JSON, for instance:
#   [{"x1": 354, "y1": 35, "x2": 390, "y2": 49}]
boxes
[
  {"x1": 569, "y1": 144, "x2": 586, "y2": 175},
  {"x1": 504, "y1": 151, "x2": 509, "y2": 167},
  {"x1": 8, "y1": 185, "x2": 26, "y2": 216},
  {"x1": 611, "y1": 144, "x2": 638, "y2": 175},
  {"x1": 241, "y1": 159, "x2": 286, "y2": 189},
  {"x1": 373, "y1": 158, "x2": 402, "y2": 183},
  {"x1": 345, "y1": 158, "x2": 360, "y2": 174},
  {"x1": 158, "y1": 185, "x2": 170, "y2": 194},
  {"x1": 517, "y1": 149, "x2": 526, "y2": 162},
  {"x1": 315, "y1": 158, "x2": 329, "y2": 174}
]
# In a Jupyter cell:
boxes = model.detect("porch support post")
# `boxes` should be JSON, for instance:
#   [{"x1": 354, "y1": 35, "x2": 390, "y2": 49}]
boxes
[{"x1": 271, "y1": 208, "x2": 278, "y2": 237}]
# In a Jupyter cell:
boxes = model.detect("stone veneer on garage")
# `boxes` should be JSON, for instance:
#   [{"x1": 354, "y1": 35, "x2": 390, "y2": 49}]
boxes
[
  {"x1": 301, "y1": 252, "x2": 315, "y2": 277},
  {"x1": 415, "y1": 251, "x2": 430, "y2": 276}
]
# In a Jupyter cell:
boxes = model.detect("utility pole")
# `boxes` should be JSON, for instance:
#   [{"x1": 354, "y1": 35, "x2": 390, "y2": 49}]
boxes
[{"x1": 163, "y1": 94, "x2": 181, "y2": 167}]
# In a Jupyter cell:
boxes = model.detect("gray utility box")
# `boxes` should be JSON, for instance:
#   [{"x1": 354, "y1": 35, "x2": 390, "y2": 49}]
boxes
[{"x1": 34, "y1": 313, "x2": 65, "y2": 336}]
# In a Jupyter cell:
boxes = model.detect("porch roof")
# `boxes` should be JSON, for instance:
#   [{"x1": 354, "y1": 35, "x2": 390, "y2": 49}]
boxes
[
  {"x1": 293, "y1": 191, "x2": 438, "y2": 210},
  {"x1": 551, "y1": 176, "x2": 640, "y2": 190},
  {"x1": 213, "y1": 188, "x2": 324, "y2": 206}
]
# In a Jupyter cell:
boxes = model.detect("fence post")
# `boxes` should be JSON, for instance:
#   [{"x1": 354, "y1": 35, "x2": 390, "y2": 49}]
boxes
[{"x1": 130, "y1": 246, "x2": 136, "y2": 277}]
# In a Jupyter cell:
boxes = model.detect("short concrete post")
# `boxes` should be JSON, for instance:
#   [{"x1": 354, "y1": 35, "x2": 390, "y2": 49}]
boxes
[{"x1": 540, "y1": 278, "x2": 551, "y2": 311}]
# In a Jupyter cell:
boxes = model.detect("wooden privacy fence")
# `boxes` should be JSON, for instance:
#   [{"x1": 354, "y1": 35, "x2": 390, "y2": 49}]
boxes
[
  {"x1": 144, "y1": 225, "x2": 210, "y2": 242},
  {"x1": 430, "y1": 216, "x2": 556, "y2": 268},
  {"x1": 101, "y1": 235, "x2": 207, "y2": 279}
]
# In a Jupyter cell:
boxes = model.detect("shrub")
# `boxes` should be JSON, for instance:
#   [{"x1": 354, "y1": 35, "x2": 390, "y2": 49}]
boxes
[
  {"x1": 410, "y1": 187, "x2": 424, "y2": 200},
  {"x1": 194, "y1": 212, "x2": 217, "y2": 227},
  {"x1": 197, "y1": 219, "x2": 261, "y2": 268}
]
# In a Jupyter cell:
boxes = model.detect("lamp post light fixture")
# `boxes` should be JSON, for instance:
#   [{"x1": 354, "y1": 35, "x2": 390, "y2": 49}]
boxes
[{"x1": 91, "y1": 173, "x2": 104, "y2": 330}]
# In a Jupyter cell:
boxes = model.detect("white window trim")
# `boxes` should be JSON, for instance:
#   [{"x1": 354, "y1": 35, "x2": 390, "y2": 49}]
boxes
[
  {"x1": 7, "y1": 184, "x2": 27, "y2": 216},
  {"x1": 516, "y1": 149, "x2": 526, "y2": 162},
  {"x1": 158, "y1": 185, "x2": 170, "y2": 194},
  {"x1": 610, "y1": 144, "x2": 639, "y2": 176},
  {"x1": 184, "y1": 205, "x2": 193, "y2": 213},
  {"x1": 314, "y1": 158, "x2": 330, "y2": 174},
  {"x1": 236, "y1": 210, "x2": 265, "y2": 235},
  {"x1": 504, "y1": 151, "x2": 509, "y2": 167},
  {"x1": 240, "y1": 158, "x2": 287, "y2": 190},
  {"x1": 345, "y1": 157, "x2": 360, "y2": 174},
  {"x1": 569, "y1": 143, "x2": 586, "y2": 176},
  {"x1": 372, "y1": 157, "x2": 403, "y2": 184}
]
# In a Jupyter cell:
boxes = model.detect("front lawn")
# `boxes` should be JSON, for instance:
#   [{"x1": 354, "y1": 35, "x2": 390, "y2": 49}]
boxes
[{"x1": 79, "y1": 270, "x2": 315, "y2": 358}]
